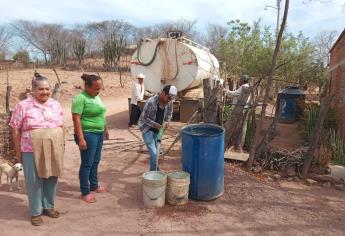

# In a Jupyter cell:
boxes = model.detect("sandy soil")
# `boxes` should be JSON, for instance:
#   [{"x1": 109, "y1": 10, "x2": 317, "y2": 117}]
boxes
[
  {"x1": 0, "y1": 68, "x2": 132, "y2": 112},
  {"x1": 1, "y1": 69, "x2": 345, "y2": 235}
]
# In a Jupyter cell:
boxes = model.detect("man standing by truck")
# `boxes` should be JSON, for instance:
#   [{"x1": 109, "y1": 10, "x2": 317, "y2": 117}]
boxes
[
  {"x1": 138, "y1": 85, "x2": 177, "y2": 171},
  {"x1": 129, "y1": 73, "x2": 145, "y2": 127}
]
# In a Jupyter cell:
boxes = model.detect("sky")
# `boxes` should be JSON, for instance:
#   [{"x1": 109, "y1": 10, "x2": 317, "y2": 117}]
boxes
[{"x1": 0, "y1": 0, "x2": 344, "y2": 39}]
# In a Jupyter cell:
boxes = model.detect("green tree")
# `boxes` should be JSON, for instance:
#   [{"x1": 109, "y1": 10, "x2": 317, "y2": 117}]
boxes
[
  {"x1": 218, "y1": 19, "x2": 274, "y2": 80},
  {"x1": 219, "y1": 18, "x2": 324, "y2": 92},
  {"x1": 0, "y1": 51, "x2": 5, "y2": 60},
  {"x1": 276, "y1": 32, "x2": 315, "y2": 85},
  {"x1": 13, "y1": 50, "x2": 30, "y2": 64}
]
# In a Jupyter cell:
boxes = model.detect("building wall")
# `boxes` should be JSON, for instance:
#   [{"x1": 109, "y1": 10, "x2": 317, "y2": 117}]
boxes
[{"x1": 330, "y1": 30, "x2": 345, "y2": 137}]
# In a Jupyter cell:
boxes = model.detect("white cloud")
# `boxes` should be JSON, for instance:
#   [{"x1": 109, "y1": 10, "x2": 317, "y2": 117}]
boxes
[
  {"x1": 0, "y1": 0, "x2": 343, "y2": 37},
  {"x1": 288, "y1": 0, "x2": 344, "y2": 37}
]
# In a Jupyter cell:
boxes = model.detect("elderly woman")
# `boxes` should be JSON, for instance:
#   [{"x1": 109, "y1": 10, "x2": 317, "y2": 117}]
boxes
[
  {"x1": 72, "y1": 73, "x2": 109, "y2": 203},
  {"x1": 9, "y1": 73, "x2": 64, "y2": 226}
]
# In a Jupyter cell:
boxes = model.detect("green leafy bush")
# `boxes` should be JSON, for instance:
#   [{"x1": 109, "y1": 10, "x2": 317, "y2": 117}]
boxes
[
  {"x1": 303, "y1": 105, "x2": 319, "y2": 139},
  {"x1": 223, "y1": 103, "x2": 233, "y2": 124},
  {"x1": 13, "y1": 50, "x2": 30, "y2": 64},
  {"x1": 329, "y1": 129, "x2": 345, "y2": 166}
]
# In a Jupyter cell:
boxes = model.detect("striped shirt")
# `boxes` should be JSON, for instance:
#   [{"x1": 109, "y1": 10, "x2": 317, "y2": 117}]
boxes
[{"x1": 138, "y1": 95, "x2": 173, "y2": 133}]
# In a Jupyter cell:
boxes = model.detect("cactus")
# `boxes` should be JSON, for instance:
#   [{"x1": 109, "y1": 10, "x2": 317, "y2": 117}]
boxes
[
  {"x1": 73, "y1": 38, "x2": 86, "y2": 65},
  {"x1": 50, "y1": 40, "x2": 66, "y2": 66},
  {"x1": 103, "y1": 32, "x2": 126, "y2": 71}
]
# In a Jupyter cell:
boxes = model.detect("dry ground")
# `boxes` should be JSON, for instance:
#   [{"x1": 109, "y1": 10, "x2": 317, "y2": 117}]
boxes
[{"x1": 0, "y1": 69, "x2": 345, "y2": 236}]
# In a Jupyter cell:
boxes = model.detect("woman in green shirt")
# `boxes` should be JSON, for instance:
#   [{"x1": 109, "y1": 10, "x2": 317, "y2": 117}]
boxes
[{"x1": 72, "y1": 74, "x2": 109, "y2": 203}]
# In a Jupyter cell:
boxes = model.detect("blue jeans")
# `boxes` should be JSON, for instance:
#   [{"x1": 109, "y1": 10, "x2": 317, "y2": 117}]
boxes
[
  {"x1": 75, "y1": 131, "x2": 104, "y2": 196},
  {"x1": 142, "y1": 130, "x2": 159, "y2": 171},
  {"x1": 22, "y1": 152, "x2": 58, "y2": 216}
]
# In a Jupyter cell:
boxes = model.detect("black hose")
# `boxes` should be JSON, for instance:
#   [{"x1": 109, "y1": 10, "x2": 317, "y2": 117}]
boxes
[{"x1": 137, "y1": 39, "x2": 162, "y2": 66}]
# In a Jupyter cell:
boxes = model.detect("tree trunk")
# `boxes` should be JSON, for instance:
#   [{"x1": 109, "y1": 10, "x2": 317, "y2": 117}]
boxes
[
  {"x1": 5, "y1": 69, "x2": 11, "y2": 113},
  {"x1": 203, "y1": 86, "x2": 223, "y2": 124},
  {"x1": 44, "y1": 53, "x2": 48, "y2": 65},
  {"x1": 6, "y1": 86, "x2": 12, "y2": 113},
  {"x1": 227, "y1": 78, "x2": 234, "y2": 91},
  {"x1": 203, "y1": 78, "x2": 223, "y2": 124},
  {"x1": 52, "y1": 83, "x2": 63, "y2": 101},
  {"x1": 224, "y1": 85, "x2": 251, "y2": 149},
  {"x1": 52, "y1": 68, "x2": 61, "y2": 84},
  {"x1": 203, "y1": 78, "x2": 212, "y2": 106},
  {"x1": 247, "y1": 0, "x2": 290, "y2": 171},
  {"x1": 252, "y1": 101, "x2": 281, "y2": 160},
  {"x1": 302, "y1": 95, "x2": 333, "y2": 178}
]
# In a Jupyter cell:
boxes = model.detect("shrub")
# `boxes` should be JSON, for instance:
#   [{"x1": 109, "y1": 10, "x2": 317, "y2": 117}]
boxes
[
  {"x1": 13, "y1": 50, "x2": 30, "y2": 64},
  {"x1": 329, "y1": 129, "x2": 345, "y2": 166},
  {"x1": 303, "y1": 105, "x2": 319, "y2": 139},
  {"x1": 0, "y1": 51, "x2": 5, "y2": 60},
  {"x1": 223, "y1": 103, "x2": 232, "y2": 124}
]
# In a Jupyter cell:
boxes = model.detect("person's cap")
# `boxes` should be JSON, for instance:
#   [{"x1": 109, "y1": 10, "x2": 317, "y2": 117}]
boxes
[
  {"x1": 162, "y1": 85, "x2": 177, "y2": 98},
  {"x1": 137, "y1": 73, "x2": 145, "y2": 79}
]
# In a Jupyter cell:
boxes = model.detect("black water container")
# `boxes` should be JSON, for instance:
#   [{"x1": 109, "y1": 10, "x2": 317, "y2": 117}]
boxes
[{"x1": 276, "y1": 86, "x2": 306, "y2": 123}]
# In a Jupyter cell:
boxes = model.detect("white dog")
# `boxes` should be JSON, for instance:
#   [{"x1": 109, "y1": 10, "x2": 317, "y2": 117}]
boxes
[{"x1": 0, "y1": 163, "x2": 23, "y2": 191}]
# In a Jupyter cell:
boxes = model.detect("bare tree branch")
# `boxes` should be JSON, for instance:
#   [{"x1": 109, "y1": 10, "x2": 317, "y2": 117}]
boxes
[
  {"x1": 247, "y1": 0, "x2": 290, "y2": 171},
  {"x1": 0, "y1": 24, "x2": 12, "y2": 55}
]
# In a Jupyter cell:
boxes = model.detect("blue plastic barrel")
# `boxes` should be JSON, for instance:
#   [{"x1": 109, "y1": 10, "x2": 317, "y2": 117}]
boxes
[
  {"x1": 276, "y1": 86, "x2": 306, "y2": 123},
  {"x1": 279, "y1": 98, "x2": 296, "y2": 122},
  {"x1": 181, "y1": 124, "x2": 224, "y2": 200}
]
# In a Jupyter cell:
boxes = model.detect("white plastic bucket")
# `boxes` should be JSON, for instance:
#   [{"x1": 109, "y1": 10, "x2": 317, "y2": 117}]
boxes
[
  {"x1": 142, "y1": 171, "x2": 167, "y2": 208},
  {"x1": 167, "y1": 171, "x2": 190, "y2": 205}
]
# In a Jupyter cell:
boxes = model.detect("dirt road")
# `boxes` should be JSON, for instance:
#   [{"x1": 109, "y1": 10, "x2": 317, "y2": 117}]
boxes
[{"x1": 1, "y1": 69, "x2": 345, "y2": 235}]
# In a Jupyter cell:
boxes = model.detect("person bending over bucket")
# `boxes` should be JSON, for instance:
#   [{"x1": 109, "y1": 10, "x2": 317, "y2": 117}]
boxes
[{"x1": 138, "y1": 85, "x2": 177, "y2": 171}]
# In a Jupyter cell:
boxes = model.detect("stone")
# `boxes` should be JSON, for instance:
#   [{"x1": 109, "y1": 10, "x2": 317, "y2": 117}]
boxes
[
  {"x1": 272, "y1": 174, "x2": 281, "y2": 181},
  {"x1": 294, "y1": 176, "x2": 301, "y2": 182},
  {"x1": 287, "y1": 177, "x2": 294, "y2": 182},
  {"x1": 334, "y1": 184, "x2": 345, "y2": 191},
  {"x1": 322, "y1": 182, "x2": 331, "y2": 188},
  {"x1": 306, "y1": 179, "x2": 317, "y2": 186},
  {"x1": 267, "y1": 176, "x2": 274, "y2": 182},
  {"x1": 252, "y1": 165, "x2": 262, "y2": 173}
]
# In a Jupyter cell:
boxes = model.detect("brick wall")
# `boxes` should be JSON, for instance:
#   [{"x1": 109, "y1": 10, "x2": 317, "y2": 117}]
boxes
[{"x1": 330, "y1": 29, "x2": 345, "y2": 138}]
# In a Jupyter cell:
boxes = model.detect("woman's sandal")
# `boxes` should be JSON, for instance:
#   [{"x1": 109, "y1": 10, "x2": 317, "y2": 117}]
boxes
[
  {"x1": 31, "y1": 215, "x2": 43, "y2": 226},
  {"x1": 81, "y1": 193, "x2": 97, "y2": 203},
  {"x1": 91, "y1": 186, "x2": 107, "y2": 193},
  {"x1": 43, "y1": 208, "x2": 60, "y2": 218}
]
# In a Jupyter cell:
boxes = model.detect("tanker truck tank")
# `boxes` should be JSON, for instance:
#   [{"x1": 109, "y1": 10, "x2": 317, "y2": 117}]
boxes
[{"x1": 130, "y1": 37, "x2": 220, "y2": 93}]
